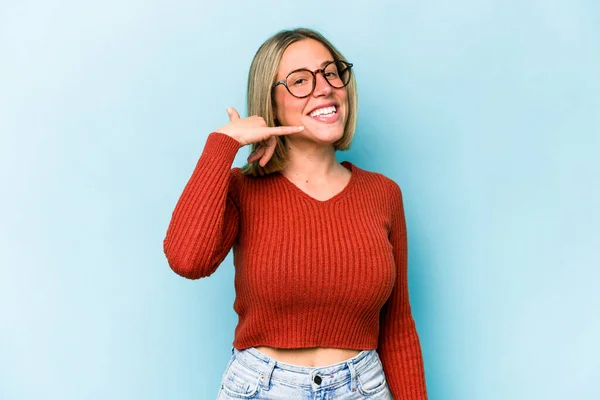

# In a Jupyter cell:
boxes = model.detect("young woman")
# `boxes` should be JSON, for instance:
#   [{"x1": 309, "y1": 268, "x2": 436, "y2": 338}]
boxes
[{"x1": 163, "y1": 28, "x2": 428, "y2": 399}]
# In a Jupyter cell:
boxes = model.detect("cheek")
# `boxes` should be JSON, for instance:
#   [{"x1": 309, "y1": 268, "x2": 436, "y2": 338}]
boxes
[{"x1": 276, "y1": 96, "x2": 306, "y2": 123}]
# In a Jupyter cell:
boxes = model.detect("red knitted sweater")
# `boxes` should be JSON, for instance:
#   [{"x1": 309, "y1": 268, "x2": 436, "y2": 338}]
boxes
[{"x1": 163, "y1": 132, "x2": 428, "y2": 399}]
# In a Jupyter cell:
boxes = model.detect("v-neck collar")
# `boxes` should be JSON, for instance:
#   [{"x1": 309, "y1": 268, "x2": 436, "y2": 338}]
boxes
[{"x1": 276, "y1": 161, "x2": 358, "y2": 205}]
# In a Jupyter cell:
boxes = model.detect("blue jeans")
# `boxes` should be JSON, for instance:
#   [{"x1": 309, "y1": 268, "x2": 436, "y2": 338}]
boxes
[{"x1": 217, "y1": 346, "x2": 392, "y2": 399}]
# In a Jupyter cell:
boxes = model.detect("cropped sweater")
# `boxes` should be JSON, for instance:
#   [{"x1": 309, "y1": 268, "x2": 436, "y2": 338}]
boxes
[{"x1": 163, "y1": 132, "x2": 428, "y2": 399}]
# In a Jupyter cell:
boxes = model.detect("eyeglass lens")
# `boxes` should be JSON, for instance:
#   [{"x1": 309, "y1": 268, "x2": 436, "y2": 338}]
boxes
[{"x1": 286, "y1": 62, "x2": 351, "y2": 98}]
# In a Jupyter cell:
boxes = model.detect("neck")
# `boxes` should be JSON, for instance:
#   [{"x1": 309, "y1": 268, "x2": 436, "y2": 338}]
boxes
[{"x1": 280, "y1": 139, "x2": 345, "y2": 181}]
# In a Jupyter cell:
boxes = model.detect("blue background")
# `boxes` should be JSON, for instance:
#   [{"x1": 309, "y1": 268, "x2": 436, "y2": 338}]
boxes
[{"x1": 1, "y1": 1, "x2": 598, "y2": 399}]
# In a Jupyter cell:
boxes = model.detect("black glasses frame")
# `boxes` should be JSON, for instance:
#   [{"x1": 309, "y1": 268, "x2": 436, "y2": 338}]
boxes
[{"x1": 272, "y1": 60, "x2": 353, "y2": 99}]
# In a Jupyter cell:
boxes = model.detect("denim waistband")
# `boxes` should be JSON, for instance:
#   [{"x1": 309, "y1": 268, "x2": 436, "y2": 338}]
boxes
[{"x1": 230, "y1": 346, "x2": 379, "y2": 390}]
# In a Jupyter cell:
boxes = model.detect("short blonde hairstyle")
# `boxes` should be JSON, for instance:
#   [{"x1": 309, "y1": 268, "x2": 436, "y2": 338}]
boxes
[{"x1": 240, "y1": 28, "x2": 358, "y2": 177}]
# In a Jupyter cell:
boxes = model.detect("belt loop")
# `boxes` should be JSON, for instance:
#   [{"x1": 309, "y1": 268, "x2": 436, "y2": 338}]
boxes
[
  {"x1": 260, "y1": 358, "x2": 276, "y2": 391},
  {"x1": 347, "y1": 358, "x2": 358, "y2": 393}
]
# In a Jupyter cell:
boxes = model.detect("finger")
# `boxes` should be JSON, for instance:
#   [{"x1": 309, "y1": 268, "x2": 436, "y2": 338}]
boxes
[
  {"x1": 247, "y1": 125, "x2": 304, "y2": 141},
  {"x1": 247, "y1": 145, "x2": 266, "y2": 162},
  {"x1": 226, "y1": 107, "x2": 241, "y2": 122},
  {"x1": 259, "y1": 136, "x2": 277, "y2": 167}
]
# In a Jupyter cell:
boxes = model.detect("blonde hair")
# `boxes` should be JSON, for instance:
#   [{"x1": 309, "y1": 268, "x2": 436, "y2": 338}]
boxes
[{"x1": 240, "y1": 28, "x2": 358, "y2": 177}]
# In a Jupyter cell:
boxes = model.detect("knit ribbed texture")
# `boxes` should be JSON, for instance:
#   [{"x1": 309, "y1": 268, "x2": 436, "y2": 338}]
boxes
[{"x1": 163, "y1": 131, "x2": 428, "y2": 399}]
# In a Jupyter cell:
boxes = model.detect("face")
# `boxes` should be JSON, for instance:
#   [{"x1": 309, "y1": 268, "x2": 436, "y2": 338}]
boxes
[{"x1": 273, "y1": 39, "x2": 349, "y2": 146}]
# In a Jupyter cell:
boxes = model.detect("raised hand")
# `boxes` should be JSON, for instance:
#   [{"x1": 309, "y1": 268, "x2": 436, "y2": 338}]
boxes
[{"x1": 217, "y1": 107, "x2": 304, "y2": 167}]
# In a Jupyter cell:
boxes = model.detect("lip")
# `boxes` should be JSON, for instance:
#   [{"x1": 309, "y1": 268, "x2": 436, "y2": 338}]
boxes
[
  {"x1": 306, "y1": 110, "x2": 341, "y2": 124},
  {"x1": 306, "y1": 102, "x2": 339, "y2": 116}
]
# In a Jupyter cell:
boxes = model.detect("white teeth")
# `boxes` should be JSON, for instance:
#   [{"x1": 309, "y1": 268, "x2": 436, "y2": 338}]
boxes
[{"x1": 309, "y1": 105, "x2": 336, "y2": 117}]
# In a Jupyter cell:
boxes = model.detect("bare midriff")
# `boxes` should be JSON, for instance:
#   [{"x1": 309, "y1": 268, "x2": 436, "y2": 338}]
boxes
[{"x1": 253, "y1": 346, "x2": 363, "y2": 367}]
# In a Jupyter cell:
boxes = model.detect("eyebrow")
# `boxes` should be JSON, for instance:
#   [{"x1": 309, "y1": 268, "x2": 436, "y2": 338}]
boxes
[{"x1": 284, "y1": 60, "x2": 335, "y2": 76}]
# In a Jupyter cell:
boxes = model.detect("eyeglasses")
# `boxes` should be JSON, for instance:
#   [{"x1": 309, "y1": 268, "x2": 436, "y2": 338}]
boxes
[{"x1": 272, "y1": 60, "x2": 353, "y2": 98}]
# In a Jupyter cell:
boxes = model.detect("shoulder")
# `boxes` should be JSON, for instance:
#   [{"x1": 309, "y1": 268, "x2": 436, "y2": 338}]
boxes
[
  {"x1": 231, "y1": 166, "x2": 243, "y2": 179},
  {"x1": 230, "y1": 166, "x2": 264, "y2": 187},
  {"x1": 352, "y1": 162, "x2": 403, "y2": 199},
  {"x1": 228, "y1": 166, "x2": 273, "y2": 196}
]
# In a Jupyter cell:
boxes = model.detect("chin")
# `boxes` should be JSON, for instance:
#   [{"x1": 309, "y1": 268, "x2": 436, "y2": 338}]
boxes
[
  {"x1": 305, "y1": 128, "x2": 345, "y2": 144},
  {"x1": 301, "y1": 119, "x2": 345, "y2": 141}
]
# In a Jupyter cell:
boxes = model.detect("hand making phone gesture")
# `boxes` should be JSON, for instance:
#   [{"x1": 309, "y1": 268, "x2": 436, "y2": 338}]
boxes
[{"x1": 217, "y1": 107, "x2": 304, "y2": 167}]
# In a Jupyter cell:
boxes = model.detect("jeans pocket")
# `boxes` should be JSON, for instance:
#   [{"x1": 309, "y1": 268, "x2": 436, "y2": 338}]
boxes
[
  {"x1": 219, "y1": 357, "x2": 262, "y2": 399},
  {"x1": 356, "y1": 354, "x2": 389, "y2": 396}
]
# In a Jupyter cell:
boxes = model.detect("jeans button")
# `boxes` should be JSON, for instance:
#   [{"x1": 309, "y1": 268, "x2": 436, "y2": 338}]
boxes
[{"x1": 314, "y1": 375, "x2": 322, "y2": 384}]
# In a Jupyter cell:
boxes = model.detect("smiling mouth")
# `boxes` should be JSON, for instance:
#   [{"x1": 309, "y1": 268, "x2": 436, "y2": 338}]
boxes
[{"x1": 308, "y1": 105, "x2": 337, "y2": 120}]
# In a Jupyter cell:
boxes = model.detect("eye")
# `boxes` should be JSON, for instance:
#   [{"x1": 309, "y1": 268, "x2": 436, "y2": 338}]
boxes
[
  {"x1": 324, "y1": 71, "x2": 339, "y2": 78},
  {"x1": 288, "y1": 70, "x2": 312, "y2": 86}
]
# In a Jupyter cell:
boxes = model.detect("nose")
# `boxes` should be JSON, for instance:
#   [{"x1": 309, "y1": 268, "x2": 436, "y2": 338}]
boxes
[{"x1": 312, "y1": 71, "x2": 332, "y2": 97}]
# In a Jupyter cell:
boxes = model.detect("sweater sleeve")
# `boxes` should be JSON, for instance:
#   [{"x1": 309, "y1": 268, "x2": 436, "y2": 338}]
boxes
[
  {"x1": 378, "y1": 180, "x2": 428, "y2": 399},
  {"x1": 163, "y1": 132, "x2": 242, "y2": 280}
]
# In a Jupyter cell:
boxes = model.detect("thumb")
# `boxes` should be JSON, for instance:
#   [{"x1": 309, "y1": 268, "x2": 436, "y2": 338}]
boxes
[{"x1": 226, "y1": 107, "x2": 241, "y2": 121}]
